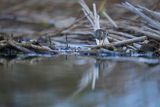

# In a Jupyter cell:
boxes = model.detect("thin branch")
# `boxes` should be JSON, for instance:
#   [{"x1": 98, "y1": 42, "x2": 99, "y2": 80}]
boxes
[
  {"x1": 102, "y1": 11, "x2": 118, "y2": 28},
  {"x1": 119, "y1": 26, "x2": 160, "y2": 41},
  {"x1": 79, "y1": 0, "x2": 94, "y2": 27},
  {"x1": 137, "y1": 5, "x2": 160, "y2": 22},
  {"x1": 91, "y1": 36, "x2": 147, "y2": 49},
  {"x1": 121, "y1": 2, "x2": 160, "y2": 30}
]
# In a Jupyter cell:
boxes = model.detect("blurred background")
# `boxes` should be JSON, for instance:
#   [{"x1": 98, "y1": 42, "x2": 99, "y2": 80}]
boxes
[
  {"x1": 0, "y1": 0, "x2": 160, "y2": 107},
  {"x1": 0, "y1": 0, "x2": 159, "y2": 34}
]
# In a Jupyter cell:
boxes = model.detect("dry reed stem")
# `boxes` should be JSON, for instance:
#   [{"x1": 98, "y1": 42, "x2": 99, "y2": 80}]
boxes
[{"x1": 91, "y1": 36, "x2": 147, "y2": 49}]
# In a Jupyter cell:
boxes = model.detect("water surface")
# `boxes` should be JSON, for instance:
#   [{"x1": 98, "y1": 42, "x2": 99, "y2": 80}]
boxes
[{"x1": 0, "y1": 55, "x2": 160, "y2": 107}]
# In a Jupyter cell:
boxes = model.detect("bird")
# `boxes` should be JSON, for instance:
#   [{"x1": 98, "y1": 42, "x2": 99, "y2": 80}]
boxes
[{"x1": 94, "y1": 29, "x2": 109, "y2": 45}]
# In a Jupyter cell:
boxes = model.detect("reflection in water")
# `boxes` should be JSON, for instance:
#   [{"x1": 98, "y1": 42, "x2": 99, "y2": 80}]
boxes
[
  {"x1": 0, "y1": 56, "x2": 160, "y2": 107},
  {"x1": 77, "y1": 59, "x2": 116, "y2": 93}
]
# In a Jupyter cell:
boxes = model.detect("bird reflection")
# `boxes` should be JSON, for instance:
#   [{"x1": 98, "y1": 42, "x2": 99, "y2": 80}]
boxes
[{"x1": 74, "y1": 59, "x2": 116, "y2": 96}]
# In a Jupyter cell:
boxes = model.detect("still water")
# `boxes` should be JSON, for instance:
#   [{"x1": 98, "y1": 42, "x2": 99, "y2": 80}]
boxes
[{"x1": 0, "y1": 55, "x2": 160, "y2": 107}]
